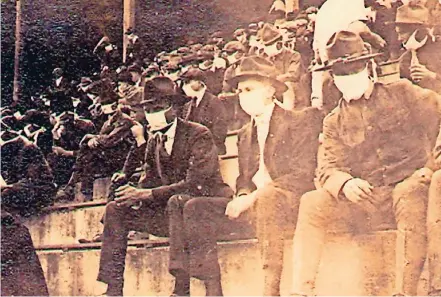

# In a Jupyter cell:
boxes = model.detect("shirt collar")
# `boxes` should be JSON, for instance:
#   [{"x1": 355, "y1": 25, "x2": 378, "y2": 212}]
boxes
[
  {"x1": 195, "y1": 86, "x2": 207, "y2": 107},
  {"x1": 155, "y1": 118, "x2": 178, "y2": 140},
  {"x1": 253, "y1": 102, "x2": 275, "y2": 127}
]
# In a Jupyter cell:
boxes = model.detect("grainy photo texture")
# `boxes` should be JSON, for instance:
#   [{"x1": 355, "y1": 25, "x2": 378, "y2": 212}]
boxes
[{"x1": 1, "y1": 0, "x2": 441, "y2": 296}]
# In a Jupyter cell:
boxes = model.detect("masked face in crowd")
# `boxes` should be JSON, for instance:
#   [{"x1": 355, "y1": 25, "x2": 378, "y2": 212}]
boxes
[
  {"x1": 262, "y1": 40, "x2": 283, "y2": 57},
  {"x1": 182, "y1": 80, "x2": 205, "y2": 98},
  {"x1": 143, "y1": 100, "x2": 175, "y2": 131},
  {"x1": 224, "y1": 51, "x2": 245, "y2": 65},
  {"x1": 333, "y1": 66, "x2": 372, "y2": 102},
  {"x1": 237, "y1": 79, "x2": 275, "y2": 117}
]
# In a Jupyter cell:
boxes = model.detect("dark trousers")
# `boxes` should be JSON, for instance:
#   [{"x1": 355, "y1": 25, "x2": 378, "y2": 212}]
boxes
[
  {"x1": 2, "y1": 182, "x2": 55, "y2": 217},
  {"x1": 97, "y1": 200, "x2": 169, "y2": 287},
  {"x1": 168, "y1": 182, "x2": 310, "y2": 296},
  {"x1": 1, "y1": 213, "x2": 49, "y2": 296},
  {"x1": 428, "y1": 170, "x2": 441, "y2": 296},
  {"x1": 70, "y1": 140, "x2": 131, "y2": 194},
  {"x1": 167, "y1": 195, "x2": 253, "y2": 280}
]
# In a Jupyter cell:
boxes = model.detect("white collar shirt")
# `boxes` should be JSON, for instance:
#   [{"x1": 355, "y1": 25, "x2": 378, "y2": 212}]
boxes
[
  {"x1": 252, "y1": 103, "x2": 275, "y2": 189},
  {"x1": 152, "y1": 118, "x2": 178, "y2": 155}
]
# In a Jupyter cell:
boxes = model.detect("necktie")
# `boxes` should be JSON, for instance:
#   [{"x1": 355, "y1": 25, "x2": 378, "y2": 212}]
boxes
[
  {"x1": 153, "y1": 132, "x2": 170, "y2": 184},
  {"x1": 185, "y1": 97, "x2": 198, "y2": 121}
]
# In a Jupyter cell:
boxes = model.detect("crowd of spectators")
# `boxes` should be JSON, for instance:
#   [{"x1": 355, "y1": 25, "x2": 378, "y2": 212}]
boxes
[{"x1": 2, "y1": 0, "x2": 441, "y2": 296}]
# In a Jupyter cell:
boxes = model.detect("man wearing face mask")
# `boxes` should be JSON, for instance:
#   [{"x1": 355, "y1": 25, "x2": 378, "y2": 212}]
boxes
[
  {"x1": 290, "y1": 30, "x2": 441, "y2": 296},
  {"x1": 96, "y1": 76, "x2": 233, "y2": 296},
  {"x1": 395, "y1": 4, "x2": 441, "y2": 93},
  {"x1": 180, "y1": 66, "x2": 228, "y2": 155},
  {"x1": 258, "y1": 23, "x2": 307, "y2": 110},
  {"x1": 169, "y1": 56, "x2": 324, "y2": 296}
]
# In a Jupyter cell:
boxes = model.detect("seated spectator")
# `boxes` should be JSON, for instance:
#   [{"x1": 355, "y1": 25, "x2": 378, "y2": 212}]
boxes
[
  {"x1": 173, "y1": 56, "x2": 324, "y2": 296},
  {"x1": 49, "y1": 111, "x2": 95, "y2": 188},
  {"x1": 290, "y1": 30, "x2": 441, "y2": 296},
  {"x1": 1, "y1": 209, "x2": 49, "y2": 296},
  {"x1": 95, "y1": 76, "x2": 232, "y2": 296},
  {"x1": 56, "y1": 104, "x2": 135, "y2": 201},
  {"x1": 395, "y1": 4, "x2": 441, "y2": 93},
  {"x1": 180, "y1": 66, "x2": 228, "y2": 155},
  {"x1": 1, "y1": 130, "x2": 56, "y2": 217},
  {"x1": 46, "y1": 68, "x2": 74, "y2": 115}
]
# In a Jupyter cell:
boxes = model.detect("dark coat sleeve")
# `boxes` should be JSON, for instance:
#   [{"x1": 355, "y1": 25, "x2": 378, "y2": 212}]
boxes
[
  {"x1": 235, "y1": 125, "x2": 258, "y2": 196},
  {"x1": 122, "y1": 142, "x2": 147, "y2": 178},
  {"x1": 151, "y1": 126, "x2": 220, "y2": 199},
  {"x1": 96, "y1": 114, "x2": 134, "y2": 148},
  {"x1": 208, "y1": 95, "x2": 228, "y2": 155}
]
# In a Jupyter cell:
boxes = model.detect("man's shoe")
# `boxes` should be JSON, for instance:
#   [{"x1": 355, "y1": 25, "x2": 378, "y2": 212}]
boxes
[{"x1": 78, "y1": 233, "x2": 103, "y2": 244}]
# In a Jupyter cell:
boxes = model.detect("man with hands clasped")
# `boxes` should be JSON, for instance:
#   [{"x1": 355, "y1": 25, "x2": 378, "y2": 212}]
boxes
[
  {"x1": 96, "y1": 76, "x2": 233, "y2": 296},
  {"x1": 290, "y1": 30, "x2": 441, "y2": 297},
  {"x1": 174, "y1": 56, "x2": 324, "y2": 296}
]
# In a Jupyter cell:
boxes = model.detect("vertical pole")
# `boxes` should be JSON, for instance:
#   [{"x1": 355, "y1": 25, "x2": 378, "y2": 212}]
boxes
[
  {"x1": 13, "y1": 0, "x2": 22, "y2": 103},
  {"x1": 123, "y1": 0, "x2": 136, "y2": 64}
]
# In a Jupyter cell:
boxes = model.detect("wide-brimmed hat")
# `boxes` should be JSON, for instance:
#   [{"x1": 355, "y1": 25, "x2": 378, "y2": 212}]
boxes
[
  {"x1": 260, "y1": 23, "x2": 283, "y2": 46},
  {"x1": 227, "y1": 56, "x2": 288, "y2": 96},
  {"x1": 395, "y1": 5, "x2": 429, "y2": 26},
  {"x1": 223, "y1": 41, "x2": 247, "y2": 53},
  {"x1": 313, "y1": 30, "x2": 383, "y2": 72}
]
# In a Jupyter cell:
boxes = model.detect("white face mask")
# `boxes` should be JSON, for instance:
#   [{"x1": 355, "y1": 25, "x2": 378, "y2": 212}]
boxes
[
  {"x1": 182, "y1": 81, "x2": 205, "y2": 98},
  {"x1": 333, "y1": 67, "x2": 371, "y2": 102},
  {"x1": 238, "y1": 83, "x2": 274, "y2": 117},
  {"x1": 145, "y1": 107, "x2": 171, "y2": 131}
]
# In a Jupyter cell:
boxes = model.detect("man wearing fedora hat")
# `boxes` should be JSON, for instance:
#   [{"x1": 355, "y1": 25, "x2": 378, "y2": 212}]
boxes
[
  {"x1": 180, "y1": 66, "x2": 228, "y2": 155},
  {"x1": 395, "y1": 4, "x2": 441, "y2": 93},
  {"x1": 96, "y1": 76, "x2": 233, "y2": 296},
  {"x1": 290, "y1": 30, "x2": 441, "y2": 296},
  {"x1": 172, "y1": 56, "x2": 324, "y2": 296},
  {"x1": 257, "y1": 23, "x2": 308, "y2": 110}
]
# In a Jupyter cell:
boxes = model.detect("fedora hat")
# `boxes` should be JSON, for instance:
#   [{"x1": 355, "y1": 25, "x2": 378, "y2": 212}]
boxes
[
  {"x1": 395, "y1": 5, "x2": 429, "y2": 25},
  {"x1": 259, "y1": 23, "x2": 283, "y2": 46},
  {"x1": 180, "y1": 66, "x2": 207, "y2": 83},
  {"x1": 141, "y1": 76, "x2": 187, "y2": 107},
  {"x1": 313, "y1": 30, "x2": 383, "y2": 72},
  {"x1": 227, "y1": 56, "x2": 288, "y2": 96},
  {"x1": 223, "y1": 41, "x2": 247, "y2": 53}
]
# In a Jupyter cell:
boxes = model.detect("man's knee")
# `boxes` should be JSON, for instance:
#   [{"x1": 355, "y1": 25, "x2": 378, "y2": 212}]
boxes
[{"x1": 182, "y1": 198, "x2": 207, "y2": 219}]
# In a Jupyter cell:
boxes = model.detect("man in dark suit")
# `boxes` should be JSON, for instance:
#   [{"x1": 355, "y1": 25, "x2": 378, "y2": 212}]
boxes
[
  {"x1": 96, "y1": 77, "x2": 233, "y2": 296},
  {"x1": 290, "y1": 30, "x2": 441, "y2": 296},
  {"x1": 180, "y1": 66, "x2": 228, "y2": 154},
  {"x1": 56, "y1": 104, "x2": 135, "y2": 201},
  {"x1": 1, "y1": 131, "x2": 56, "y2": 217},
  {"x1": 167, "y1": 56, "x2": 324, "y2": 296}
]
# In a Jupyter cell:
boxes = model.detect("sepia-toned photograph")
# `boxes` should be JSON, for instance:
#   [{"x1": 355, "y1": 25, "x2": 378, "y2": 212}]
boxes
[{"x1": 1, "y1": 0, "x2": 440, "y2": 296}]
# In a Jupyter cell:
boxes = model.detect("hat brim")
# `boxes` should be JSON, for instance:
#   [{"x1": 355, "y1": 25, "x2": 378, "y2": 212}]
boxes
[
  {"x1": 312, "y1": 52, "x2": 383, "y2": 72},
  {"x1": 227, "y1": 73, "x2": 288, "y2": 96}
]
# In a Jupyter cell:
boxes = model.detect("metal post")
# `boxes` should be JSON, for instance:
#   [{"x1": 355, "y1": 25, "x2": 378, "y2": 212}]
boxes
[
  {"x1": 13, "y1": 0, "x2": 22, "y2": 102},
  {"x1": 123, "y1": 0, "x2": 136, "y2": 64}
]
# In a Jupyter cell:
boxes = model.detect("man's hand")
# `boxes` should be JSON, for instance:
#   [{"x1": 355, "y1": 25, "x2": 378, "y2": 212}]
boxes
[
  {"x1": 114, "y1": 184, "x2": 141, "y2": 207},
  {"x1": 130, "y1": 122, "x2": 146, "y2": 146},
  {"x1": 52, "y1": 146, "x2": 73, "y2": 157},
  {"x1": 410, "y1": 64, "x2": 437, "y2": 83},
  {"x1": 114, "y1": 185, "x2": 153, "y2": 208},
  {"x1": 342, "y1": 178, "x2": 374, "y2": 204},
  {"x1": 87, "y1": 137, "x2": 99, "y2": 148},
  {"x1": 111, "y1": 172, "x2": 127, "y2": 183},
  {"x1": 225, "y1": 194, "x2": 256, "y2": 219}
]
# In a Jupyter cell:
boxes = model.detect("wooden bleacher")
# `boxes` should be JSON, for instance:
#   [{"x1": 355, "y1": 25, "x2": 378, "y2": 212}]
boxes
[{"x1": 23, "y1": 130, "x2": 429, "y2": 296}]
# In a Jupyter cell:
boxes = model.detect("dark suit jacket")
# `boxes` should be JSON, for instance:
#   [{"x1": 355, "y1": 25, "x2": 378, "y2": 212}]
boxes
[
  {"x1": 182, "y1": 91, "x2": 228, "y2": 155},
  {"x1": 318, "y1": 80, "x2": 441, "y2": 199},
  {"x1": 96, "y1": 111, "x2": 134, "y2": 148},
  {"x1": 123, "y1": 118, "x2": 233, "y2": 202},
  {"x1": 236, "y1": 105, "x2": 324, "y2": 196}
]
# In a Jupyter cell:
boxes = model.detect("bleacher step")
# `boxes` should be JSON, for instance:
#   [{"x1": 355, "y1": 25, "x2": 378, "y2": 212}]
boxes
[{"x1": 36, "y1": 231, "x2": 429, "y2": 296}]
